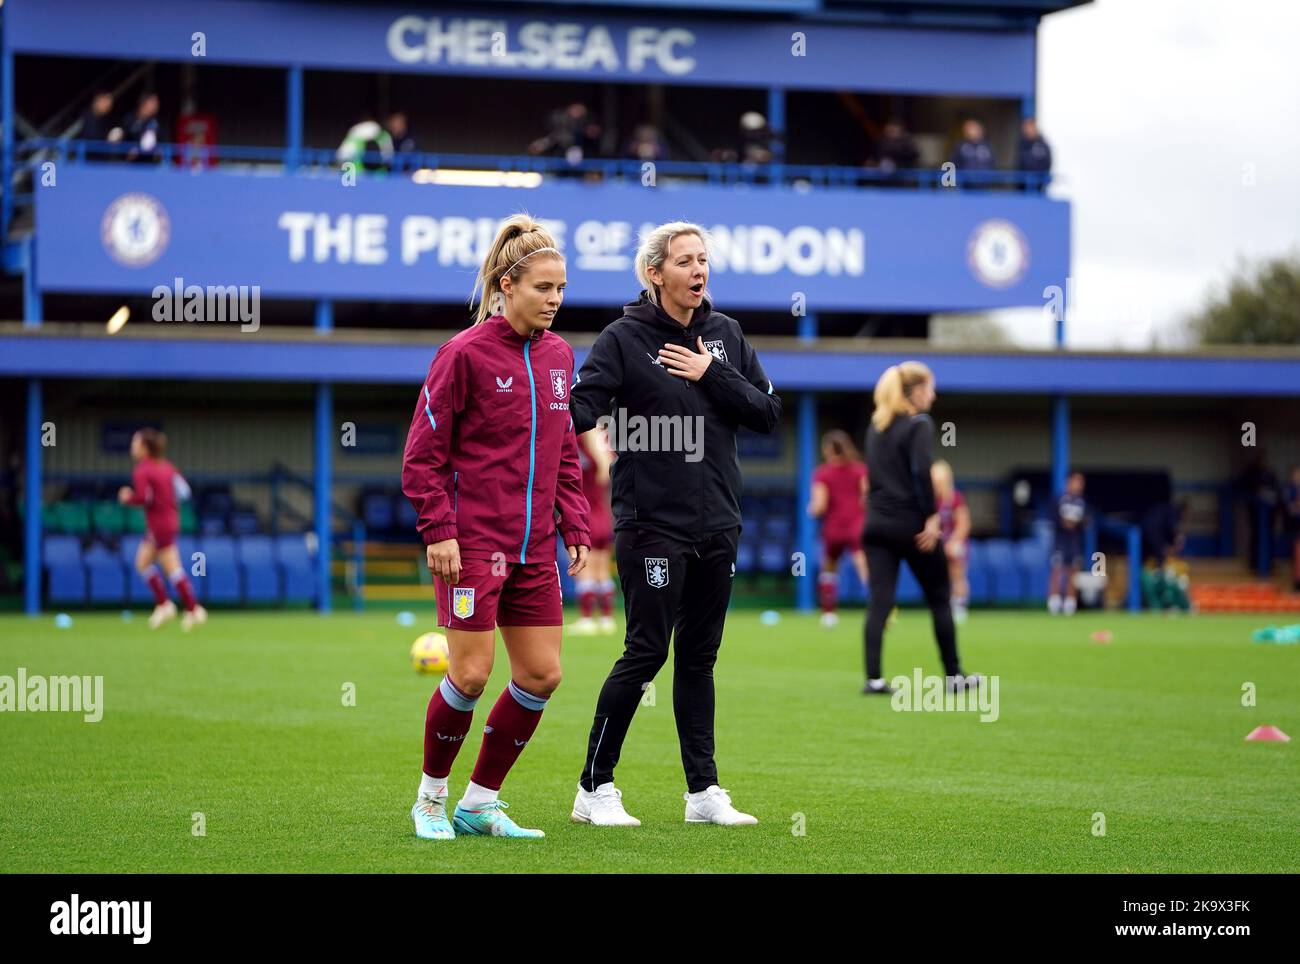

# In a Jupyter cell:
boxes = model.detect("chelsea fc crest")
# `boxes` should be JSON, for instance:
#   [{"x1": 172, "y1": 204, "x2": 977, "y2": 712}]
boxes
[
  {"x1": 550, "y1": 369, "x2": 568, "y2": 400},
  {"x1": 645, "y1": 557, "x2": 669, "y2": 589},
  {"x1": 100, "y1": 192, "x2": 171, "y2": 267},
  {"x1": 703, "y1": 340, "x2": 728, "y2": 363},
  {"x1": 452, "y1": 587, "x2": 475, "y2": 619},
  {"x1": 966, "y1": 219, "x2": 1029, "y2": 289}
]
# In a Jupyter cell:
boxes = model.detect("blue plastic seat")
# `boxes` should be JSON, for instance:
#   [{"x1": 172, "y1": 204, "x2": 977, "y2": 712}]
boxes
[
  {"x1": 86, "y1": 554, "x2": 127, "y2": 602},
  {"x1": 276, "y1": 533, "x2": 316, "y2": 603},
  {"x1": 199, "y1": 536, "x2": 241, "y2": 603},
  {"x1": 47, "y1": 562, "x2": 87, "y2": 604}
]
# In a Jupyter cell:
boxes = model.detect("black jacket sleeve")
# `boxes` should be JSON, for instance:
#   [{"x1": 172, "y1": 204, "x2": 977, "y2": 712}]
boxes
[
  {"x1": 696, "y1": 330, "x2": 782, "y2": 434},
  {"x1": 570, "y1": 327, "x2": 624, "y2": 435},
  {"x1": 908, "y1": 414, "x2": 937, "y2": 517}
]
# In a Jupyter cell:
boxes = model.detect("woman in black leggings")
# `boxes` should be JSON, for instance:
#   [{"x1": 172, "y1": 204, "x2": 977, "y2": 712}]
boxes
[{"x1": 861, "y1": 362, "x2": 980, "y2": 695}]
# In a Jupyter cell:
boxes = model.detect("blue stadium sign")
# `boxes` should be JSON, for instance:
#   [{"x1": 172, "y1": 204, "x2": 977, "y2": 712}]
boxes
[
  {"x1": 36, "y1": 167, "x2": 1070, "y2": 313},
  {"x1": 7, "y1": 0, "x2": 1037, "y2": 96}
]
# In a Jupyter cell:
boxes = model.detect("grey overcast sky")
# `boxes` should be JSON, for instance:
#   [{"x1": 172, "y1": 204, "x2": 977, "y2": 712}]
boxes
[{"x1": 987, "y1": 0, "x2": 1300, "y2": 348}]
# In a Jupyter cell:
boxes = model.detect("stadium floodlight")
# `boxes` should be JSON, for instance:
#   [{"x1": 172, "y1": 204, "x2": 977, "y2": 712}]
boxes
[
  {"x1": 410, "y1": 168, "x2": 543, "y2": 188},
  {"x1": 106, "y1": 305, "x2": 130, "y2": 334}
]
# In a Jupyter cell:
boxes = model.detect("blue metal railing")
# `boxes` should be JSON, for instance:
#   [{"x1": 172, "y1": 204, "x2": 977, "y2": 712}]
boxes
[{"x1": 15, "y1": 136, "x2": 1055, "y2": 190}]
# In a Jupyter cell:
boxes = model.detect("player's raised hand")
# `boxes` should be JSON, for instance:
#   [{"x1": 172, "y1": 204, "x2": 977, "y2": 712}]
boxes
[
  {"x1": 427, "y1": 538, "x2": 461, "y2": 585},
  {"x1": 566, "y1": 543, "x2": 589, "y2": 576},
  {"x1": 657, "y1": 338, "x2": 714, "y2": 381}
]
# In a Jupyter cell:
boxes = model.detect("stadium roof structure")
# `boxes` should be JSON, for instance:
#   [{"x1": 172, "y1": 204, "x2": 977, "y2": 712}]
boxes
[{"x1": 486, "y1": 0, "x2": 1093, "y2": 29}]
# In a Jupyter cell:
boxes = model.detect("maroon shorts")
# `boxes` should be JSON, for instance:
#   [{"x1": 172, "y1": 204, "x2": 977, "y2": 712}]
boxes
[
  {"x1": 587, "y1": 509, "x2": 614, "y2": 551},
  {"x1": 434, "y1": 557, "x2": 563, "y2": 632},
  {"x1": 822, "y1": 535, "x2": 860, "y2": 563},
  {"x1": 145, "y1": 525, "x2": 178, "y2": 551}
]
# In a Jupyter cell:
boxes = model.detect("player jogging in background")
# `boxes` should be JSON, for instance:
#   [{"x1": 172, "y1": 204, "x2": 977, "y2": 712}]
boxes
[
  {"x1": 118, "y1": 428, "x2": 205, "y2": 631},
  {"x1": 1048, "y1": 471, "x2": 1087, "y2": 615},
  {"x1": 569, "y1": 221, "x2": 781, "y2": 828},
  {"x1": 861, "y1": 363, "x2": 979, "y2": 696},
  {"x1": 932, "y1": 459, "x2": 971, "y2": 623},
  {"x1": 571, "y1": 427, "x2": 617, "y2": 635},
  {"x1": 808, "y1": 429, "x2": 868, "y2": 628},
  {"x1": 402, "y1": 214, "x2": 591, "y2": 841}
]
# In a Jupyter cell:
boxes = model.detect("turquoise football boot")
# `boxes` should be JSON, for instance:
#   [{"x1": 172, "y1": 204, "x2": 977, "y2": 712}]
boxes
[
  {"x1": 411, "y1": 795, "x2": 455, "y2": 840},
  {"x1": 452, "y1": 799, "x2": 545, "y2": 838}
]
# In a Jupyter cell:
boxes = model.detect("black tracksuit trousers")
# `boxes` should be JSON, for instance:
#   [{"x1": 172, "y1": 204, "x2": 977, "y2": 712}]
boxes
[
  {"x1": 862, "y1": 520, "x2": 962, "y2": 680},
  {"x1": 580, "y1": 526, "x2": 738, "y2": 794}
]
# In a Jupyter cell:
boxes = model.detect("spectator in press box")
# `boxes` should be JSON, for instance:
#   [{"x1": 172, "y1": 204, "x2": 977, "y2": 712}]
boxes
[
  {"x1": 875, "y1": 121, "x2": 921, "y2": 173},
  {"x1": 528, "y1": 102, "x2": 602, "y2": 173},
  {"x1": 121, "y1": 92, "x2": 163, "y2": 164},
  {"x1": 78, "y1": 90, "x2": 116, "y2": 159},
  {"x1": 386, "y1": 111, "x2": 417, "y2": 170},
  {"x1": 336, "y1": 116, "x2": 394, "y2": 173},
  {"x1": 1018, "y1": 117, "x2": 1053, "y2": 191},
  {"x1": 623, "y1": 123, "x2": 667, "y2": 163},
  {"x1": 950, "y1": 118, "x2": 996, "y2": 186},
  {"x1": 175, "y1": 97, "x2": 218, "y2": 170}
]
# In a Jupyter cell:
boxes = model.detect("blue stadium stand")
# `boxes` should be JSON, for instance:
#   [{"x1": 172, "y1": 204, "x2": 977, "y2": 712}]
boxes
[
  {"x1": 276, "y1": 534, "x2": 317, "y2": 604},
  {"x1": 44, "y1": 535, "x2": 86, "y2": 605},
  {"x1": 238, "y1": 535, "x2": 281, "y2": 603}
]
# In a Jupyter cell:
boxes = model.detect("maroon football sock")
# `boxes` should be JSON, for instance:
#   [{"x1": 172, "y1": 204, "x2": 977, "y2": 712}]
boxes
[
  {"x1": 469, "y1": 680, "x2": 548, "y2": 791},
  {"x1": 423, "y1": 676, "x2": 478, "y2": 779}
]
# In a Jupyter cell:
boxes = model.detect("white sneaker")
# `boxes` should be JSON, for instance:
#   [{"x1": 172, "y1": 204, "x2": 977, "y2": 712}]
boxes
[
  {"x1": 571, "y1": 617, "x2": 597, "y2": 636},
  {"x1": 1062, "y1": 596, "x2": 1077, "y2": 616},
  {"x1": 684, "y1": 786, "x2": 757, "y2": 826},
  {"x1": 181, "y1": 605, "x2": 208, "y2": 632},
  {"x1": 1048, "y1": 594, "x2": 1062, "y2": 615},
  {"x1": 819, "y1": 611, "x2": 839, "y2": 628},
  {"x1": 952, "y1": 604, "x2": 969, "y2": 624},
  {"x1": 572, "y1": 782, "x2": 641, "y2": 826},
  {"x1": 597, "y1": 616, "x2": 616, "y2": 634},
  {"x1": 148, "y1": 600, "x2": 177, "y2": 629}
]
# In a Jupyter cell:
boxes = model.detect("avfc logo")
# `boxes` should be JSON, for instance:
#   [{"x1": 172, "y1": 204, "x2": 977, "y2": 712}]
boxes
[
  {"x1": 550, "y1": 370, "x2": 568, "y2": 400},
  {"x1": 703, "y1": 340, "x2": 729, "y2": 364},
  {"x1": 645, "y1": 557, "x2": 669, "y2": 589},
  {"x1": 452, "y1": 587, "x2": 475, "y2": 619},
  {"x1": 100, "y1": 192, "x2": 171, "y2": 267}
]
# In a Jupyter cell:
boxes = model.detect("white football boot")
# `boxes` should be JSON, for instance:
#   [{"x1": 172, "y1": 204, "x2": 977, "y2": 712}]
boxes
[
  {"x1": 148, "y1": 600, "x2": 177, "y2": 629},
  {"x1": 684, "y1": 786, "x2": 758, "y2": 826},
  {"x1": 181, "y1": 605, "x2": 208, "y2": 632},
  {"x1": 819, "y1": 611, "x2": 839, "y2": 628},
  {"x1": 597, "y1": 616, "x2": 616, "y2": 634},
  {"x1": 572, "y1": 782, "x2": 641, "y2": 826},
  {"x1": 571, "y1": 616, "x2": 598, "y2": 636}
]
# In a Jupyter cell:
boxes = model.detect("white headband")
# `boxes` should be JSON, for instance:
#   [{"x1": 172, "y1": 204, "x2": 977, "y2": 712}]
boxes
[{"x1": 504, "y1": 246, "x2": 561, "y2": 276}]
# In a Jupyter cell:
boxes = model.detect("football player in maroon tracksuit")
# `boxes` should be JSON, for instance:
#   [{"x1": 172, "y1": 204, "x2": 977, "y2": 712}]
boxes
[{"x1": 402, "y1": 214, "x2": 590, "y2": 840}]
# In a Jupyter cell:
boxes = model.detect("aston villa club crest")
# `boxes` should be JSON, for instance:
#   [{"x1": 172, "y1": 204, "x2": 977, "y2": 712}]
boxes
[
  {"x1": 703, "y1": 340, "x2": 729, "y2": 363},
  {"x1": 550, "y1": 369, "x2": 568, "y2": 399},
  {"x1": 452, "y1": 587, "x2": 475, "y2": 619},
  {"x1": 645, "y1": 557, "x2": 669, "y2": 589}
]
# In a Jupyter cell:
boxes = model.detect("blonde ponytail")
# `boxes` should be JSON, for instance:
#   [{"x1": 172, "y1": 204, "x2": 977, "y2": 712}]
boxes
[
  {"x1": 469, "y1": 212, "x2": 564, "y2": 325},
  {"x1": 871, "y1": 361, "x2": 933, "y2": 432}
]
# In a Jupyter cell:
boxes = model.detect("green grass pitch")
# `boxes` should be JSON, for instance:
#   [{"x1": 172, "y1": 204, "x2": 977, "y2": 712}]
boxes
[{"x1": 1, "y1": 608, "x2": 1296, "y2": 873}]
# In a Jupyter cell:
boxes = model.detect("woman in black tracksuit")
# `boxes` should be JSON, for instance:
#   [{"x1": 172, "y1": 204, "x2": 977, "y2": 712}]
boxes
[
  {"x1": 862, "y1": 361, "x2": 979, "y2": 695},
  {"x1": 567, "y1": 221, "x2": 781, "y2": 827}
]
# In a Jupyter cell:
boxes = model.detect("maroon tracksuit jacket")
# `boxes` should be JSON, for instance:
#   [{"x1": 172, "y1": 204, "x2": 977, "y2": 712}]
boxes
[{"x1": 402, "y1": 315, "x2": 590, "y2": 563}]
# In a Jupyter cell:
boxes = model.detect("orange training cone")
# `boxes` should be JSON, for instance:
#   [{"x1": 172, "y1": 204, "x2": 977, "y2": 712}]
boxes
[{"x1": 1245, "y1": 725, "x2": 1291, "y2": 742}]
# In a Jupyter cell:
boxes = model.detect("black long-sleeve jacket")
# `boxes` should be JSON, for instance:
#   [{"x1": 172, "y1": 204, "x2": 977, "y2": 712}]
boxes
[
  {"x1": 570, "y1": 291, "x2": 782, "y2": 541},
  {"x1": 865, "y1": 413, "x2": 937, "y2": 530}
]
